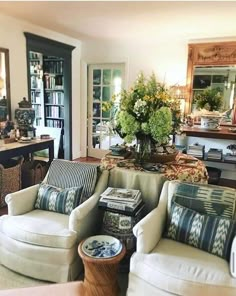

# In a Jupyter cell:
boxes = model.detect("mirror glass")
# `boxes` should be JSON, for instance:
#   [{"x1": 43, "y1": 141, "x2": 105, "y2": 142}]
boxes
[
  {"x1": 192, "y1": 66, "x2": 236, "y2": 113},
  {"x1": 0, "y1": 48, "x2": 11, "y2": 122},
  {"x1": 186, "y1": 42, "x2": 236, "y2": 125}
]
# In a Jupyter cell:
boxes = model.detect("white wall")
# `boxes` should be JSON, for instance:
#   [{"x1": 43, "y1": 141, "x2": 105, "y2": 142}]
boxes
[{"x1": 0, "y1": 13, "x2": 81, "y2": 159}]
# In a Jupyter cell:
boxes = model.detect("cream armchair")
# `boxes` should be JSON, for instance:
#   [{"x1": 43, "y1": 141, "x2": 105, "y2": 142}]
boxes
[
  {"x1": 0, "y1": 160, "x2": 109, "y2": 283},
  {"x1": 127, "y1": 180, "x2": 236, "y2": 296}
]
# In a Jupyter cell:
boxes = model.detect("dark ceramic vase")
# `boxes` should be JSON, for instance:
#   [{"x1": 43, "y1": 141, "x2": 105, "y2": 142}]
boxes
[{"x1": 15, "y1": 108, "x2": 35, "y2": 129}]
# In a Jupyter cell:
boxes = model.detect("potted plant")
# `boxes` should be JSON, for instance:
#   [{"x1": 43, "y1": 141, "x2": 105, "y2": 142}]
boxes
[
  {"x1": 193, "y1": 87, "x2": 223, "y2": 130},
  {"x1": 193, "y1": 87, "x2": 223, "y2": 112},
  {"x1": 103, "y1": 72, "x2": 181, "y2": 163}
]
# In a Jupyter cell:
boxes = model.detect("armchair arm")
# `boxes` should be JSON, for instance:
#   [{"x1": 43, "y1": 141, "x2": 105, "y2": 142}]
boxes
[
  {"x1": 69, "y1": 170, "x2": 109, "y2": 241},
  {"x1": 133, "y1": 198, "x2": 167, "y2": 254},
  {"x1": 6, "y1": 184, "x2": 39, "y2": 216},
  {"x1": 230, "y1": 236, "x2": 236, "y2": 278}
]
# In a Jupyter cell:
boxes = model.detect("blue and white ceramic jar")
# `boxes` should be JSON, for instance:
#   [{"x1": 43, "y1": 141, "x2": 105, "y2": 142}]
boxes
[{"x1": 200, "y1": 114, "x2": 222, "y2": 130}]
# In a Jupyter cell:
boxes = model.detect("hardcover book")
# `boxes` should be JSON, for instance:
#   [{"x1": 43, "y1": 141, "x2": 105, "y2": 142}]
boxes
[
  {"x1": 98, "y1": 198, "x2": 144, "y2": 216},
  {"x1": 100, "y1": 187, "x2": 141, "y2": 203}
]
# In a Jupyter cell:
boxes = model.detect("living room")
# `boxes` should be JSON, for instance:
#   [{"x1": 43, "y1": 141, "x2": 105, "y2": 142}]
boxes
[{"x1": 0, "y1": 1, "x2": 236, "y2": 295}]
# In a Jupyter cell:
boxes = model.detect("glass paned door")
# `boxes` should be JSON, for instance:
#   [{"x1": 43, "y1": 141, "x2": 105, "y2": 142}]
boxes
[{"x1": 88, "y1": 64, "x2": 125, "y2": 158}]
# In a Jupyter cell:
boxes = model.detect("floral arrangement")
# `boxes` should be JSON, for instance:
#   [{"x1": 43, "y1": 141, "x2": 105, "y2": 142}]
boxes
[
  {"x1": 193, "y1": 87, "x2": 223, "y2": 112},
  {"x1": 103, "y1": 72, "x2": 181, "y2": 147}
]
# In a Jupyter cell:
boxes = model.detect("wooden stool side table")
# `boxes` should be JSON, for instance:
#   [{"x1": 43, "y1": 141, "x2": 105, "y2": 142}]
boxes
[{"x1": 78, "y1": 238, "x2": 126, "y2": 296}]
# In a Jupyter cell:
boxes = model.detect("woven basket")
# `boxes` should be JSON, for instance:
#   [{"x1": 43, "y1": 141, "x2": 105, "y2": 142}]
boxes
[
  {"x1": 150, "y1": 151, "x2": 178, "y2": 164},
  {"x1": 0, "y1": 157, "x2": 23, "y2": 208},
  {"x1": 21, "y1": 160, "x2": 49, "y2": 189}
]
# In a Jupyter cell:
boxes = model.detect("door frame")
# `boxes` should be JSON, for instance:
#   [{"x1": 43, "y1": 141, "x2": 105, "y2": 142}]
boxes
[
  {"x1": 86, "y1": 62, "x2": 127, "y2": 159},
  {"x1": 24, "y1": 32, "x2": 75, "y2": 160}
]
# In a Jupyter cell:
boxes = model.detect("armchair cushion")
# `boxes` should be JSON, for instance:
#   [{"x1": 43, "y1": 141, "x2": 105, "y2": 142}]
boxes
[
  {"x1": 129, "y1": 238, "x2": 236, "y2": 295},
  {"x1": 46, "y1": 160, "x2": 99, "y2": 201},
  {"x1": 172, "y1": 182, "x2": 236, "y2": 219},
  {"x1": 35, "y1": 183, "x2": 83, "y2": 215},
  {"x1": 0, "y1": 209, "x2": 77, "y2": 248},
  {"x1": 165, "y1": 201, "x2": 236, "y2": 260}
]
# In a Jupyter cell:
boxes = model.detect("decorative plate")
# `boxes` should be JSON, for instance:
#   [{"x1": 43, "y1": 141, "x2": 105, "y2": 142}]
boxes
[{"x1": 82, "y1": 235, "x2": 122, "y2": 258}]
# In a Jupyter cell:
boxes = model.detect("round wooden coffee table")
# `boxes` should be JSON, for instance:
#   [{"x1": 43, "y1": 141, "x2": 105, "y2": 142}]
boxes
[{"x1": 78, "y1": 235, "x2": 126, "y2": 296}]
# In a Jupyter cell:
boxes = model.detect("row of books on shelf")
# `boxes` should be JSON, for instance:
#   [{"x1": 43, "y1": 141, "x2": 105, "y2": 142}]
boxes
[
  {"x1": 45, "y1": 92, "x2": 64, "y2": 105},
  {"x1": 44, "y1": 60, "x2": 64, "y2": 75},
  {"x1": 98, "y1": 187, "x2": 144, "y2": 216},
  {"x1": 46, "y1": 119, "x2": 63, "y2": 128},
  {"x1": 44, "y1": 75, "x2": 64, "y2": 89},
  {"x1": 45, "y1": 106, "x2": 64, "y2": 118}
]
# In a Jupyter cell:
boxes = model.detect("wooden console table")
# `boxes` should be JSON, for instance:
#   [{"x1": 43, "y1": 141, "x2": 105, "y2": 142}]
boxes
[
  {"x1": 182, "y1": 126, "x2": 236, "y2": 140},
  {"x1": 0, "y1": 138, "x2": 54, "y2": 163}
]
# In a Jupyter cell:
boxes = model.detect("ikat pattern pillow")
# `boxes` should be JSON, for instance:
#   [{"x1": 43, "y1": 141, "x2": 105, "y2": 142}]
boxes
[
  {"x1": 172, "y1": 183, "x2": 236, "y2": 219},
  {"x1": 165, "y1": 201, "x2": 236, "y2": 261},
  {"x1": 35, "y1": 183, "x2": 83, "y2": 215}
]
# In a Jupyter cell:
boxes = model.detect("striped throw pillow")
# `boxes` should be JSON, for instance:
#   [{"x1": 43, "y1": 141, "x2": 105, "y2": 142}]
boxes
[
  {"x1": 165, "y1": 201, "x2": 236, "y2": 261},
  {"x1": 172, "y1": 183, "x2": 236, "y2": 219},
  {"x1": 46, "y1": 159, "x2": 99, "y2": 202},
  {"x1": 35, "y1": 183, "x2": 83, "y2": 215}
]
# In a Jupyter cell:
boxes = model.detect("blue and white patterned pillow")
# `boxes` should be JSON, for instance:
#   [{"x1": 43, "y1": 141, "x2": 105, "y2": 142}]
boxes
[
  {"x1": 35, "y1": 183, "x2": 83, "y2": 215},
  {"x1": 165, "y1": 201, "x2": 236, "y2": 261},
  {"x1": 172, "y1": 183, "x2": 236, "y2": 219}
]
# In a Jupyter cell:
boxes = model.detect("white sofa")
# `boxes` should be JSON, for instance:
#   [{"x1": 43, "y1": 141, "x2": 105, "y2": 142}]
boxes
[
  {"x1": 0, "y1": 160, "x2": 109, "y2": 283},
  {"x1": 127, "y1": 180, "x2": 236, "y2": 296}
]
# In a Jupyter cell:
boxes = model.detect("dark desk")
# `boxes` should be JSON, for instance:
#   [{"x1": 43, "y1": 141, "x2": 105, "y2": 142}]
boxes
[{"x1": 0, "y1": 138, "x2": 54, "y2": 163}]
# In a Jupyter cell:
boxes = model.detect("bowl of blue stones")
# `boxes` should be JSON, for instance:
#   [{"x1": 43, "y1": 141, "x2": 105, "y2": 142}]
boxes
[{"x1": 109, "y1": 144, "x2": 126, "y2": 156}]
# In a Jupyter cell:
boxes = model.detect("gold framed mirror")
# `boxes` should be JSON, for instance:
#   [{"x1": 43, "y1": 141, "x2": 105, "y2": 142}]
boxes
[
  {"x1": 0, "y1": 47, "x2": 11, "y2": 121},
  {"x1": 186, "y1": 41, "x2": 236, "y2": 125}
]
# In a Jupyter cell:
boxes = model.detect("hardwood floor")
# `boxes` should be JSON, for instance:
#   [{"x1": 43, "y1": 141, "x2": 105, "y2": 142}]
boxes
[{"x1": 73, "y1": 157, "x2": 100, "y2": 163}]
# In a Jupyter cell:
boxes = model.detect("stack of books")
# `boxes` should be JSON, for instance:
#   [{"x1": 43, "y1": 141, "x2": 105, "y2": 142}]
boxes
[
  {"x1": 207, "y1": 148, "x2": 223, "y2": 161},
  {"x1": 187, "y1": 143, "x2": 205, "y2": 159},
  {"x1": 98, "y1": 187, "x2": 144, "y2": 216},
  {"x1": 224, "y1": 153, "x2": 236, "y2": 162}
]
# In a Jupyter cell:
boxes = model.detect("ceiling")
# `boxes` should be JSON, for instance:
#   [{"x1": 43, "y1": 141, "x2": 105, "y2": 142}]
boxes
[{"x1": 1, "y1": 1, "x2": 236, "y2": 42}]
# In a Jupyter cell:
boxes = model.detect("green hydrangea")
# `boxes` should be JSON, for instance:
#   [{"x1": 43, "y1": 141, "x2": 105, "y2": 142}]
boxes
[
  {"x1": 116, "y1": 110, "x2": 140, "y2": 143},
  {"x1": 149, "y1": 107, "x2": 172, "y2": 144}
]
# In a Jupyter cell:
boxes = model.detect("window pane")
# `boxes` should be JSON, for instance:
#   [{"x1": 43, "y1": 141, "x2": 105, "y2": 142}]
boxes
[
  {"x1": 93, "y1": 86, "x2": 101, "y2": 101},
  {"x1": 103, "y1": 69, "x2": 111, "y2": 85},
  {"x1": 93, "y1": 70, "x2": 101, "y2": 85},
  {"x1": 93, "y1": 103, "x2": 101, "y2": 117},
  {"x1": 102, "y1": 87, "x2": 110, "y2": 102}
]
